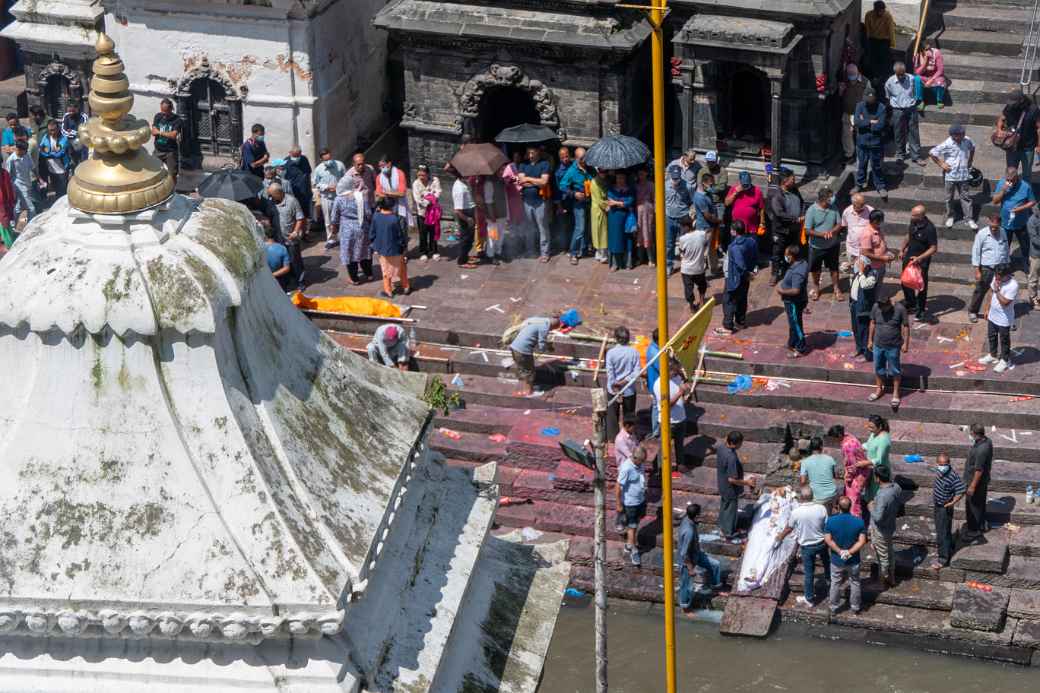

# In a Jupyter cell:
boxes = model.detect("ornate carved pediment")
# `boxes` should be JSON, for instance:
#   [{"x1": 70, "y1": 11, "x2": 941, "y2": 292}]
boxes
[
  {"x1": 175, "y1": 59, "x2": 244, "y2": 100},
  {"x1": 457, "y1": 63, "x2": 560, "y2": 128}
]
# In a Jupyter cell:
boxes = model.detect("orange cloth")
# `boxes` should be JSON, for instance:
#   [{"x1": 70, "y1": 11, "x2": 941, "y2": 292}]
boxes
[
  {"x1": 291, "y1": 293, "x2": 402, "y2": 318},
  {"x1": 378, "y1": 254, "x2": 409, "y2": 294}
]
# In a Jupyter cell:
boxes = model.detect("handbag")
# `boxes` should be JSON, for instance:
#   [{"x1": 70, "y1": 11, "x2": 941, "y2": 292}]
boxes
[
  {"x1": 992, "y1": 107, "x2": 1027, "y2": 151},
  {"x1": 900, "y1": 262, "x2": 924, "y2": 292},
  {"x1": 0, "y1": 224, "x2": 15, "y2": 248}
]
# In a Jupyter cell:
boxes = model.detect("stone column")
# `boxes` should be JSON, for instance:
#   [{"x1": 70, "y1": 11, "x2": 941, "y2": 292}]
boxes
[
  {"x1": 672, "y1": 61, "x2": 694, "y2": 154},
  {"x1": 770, "y1": 77, "x2": 783, "y2": 171},
  {"x1": 691, "y1": 59, "x2": 718, "y2": 152}
]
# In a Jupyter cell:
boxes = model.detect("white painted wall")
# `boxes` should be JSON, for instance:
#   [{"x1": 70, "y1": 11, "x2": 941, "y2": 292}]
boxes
[{"x1": 102, "y1": 0, "x2": 391, "y2": 163}]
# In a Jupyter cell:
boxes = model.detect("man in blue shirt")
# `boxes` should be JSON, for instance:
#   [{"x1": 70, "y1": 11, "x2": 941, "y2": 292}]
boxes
[
  {"x1": 263, "y1": 226, "x2": 291, "y2": 291},
  {"x1": 678, "y1": 503, "x2": 722, "y2": 608},
  {"x1": 715, "y1": 220, "x2": 758, "y2": 334},
  {"x1": 560, "y1": 147, "x2": 593, "y2": 264},
  {"x1": 517, "y1": 146, "x2": 552, "y2": 261},
  {"x1": 776, "y1": 245, "x2": 810, "y2": 357},
  {"x1": 1, "y1": 113, "x2": 20, "y2": 157},
  {"x1": 824, "y1": 496, "x2": 867, "y2": 614},
  {"x1": 665, "y1": 164, "x2": 693, "y2": 275},
  {"x1": 509, "y1": 313, "x2": 561, "y2": 396},
  {"x1": 992, "y1": 166, "x2": 1037, "y2": 269},
  {"x1": 241, "y1": 124, "x2": 270, "y2": 176},
  {"x1": 553, "y1": 146, "x2": 573, "y2": 257},
  {"x1": 605, "y1": 326, "x2": 641, "y2": 440}
]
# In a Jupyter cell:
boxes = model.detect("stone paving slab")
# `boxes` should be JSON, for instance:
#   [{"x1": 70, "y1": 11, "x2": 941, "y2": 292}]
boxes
[
  {"x1": 1012, "y1": 620, "x2": 1040, "y2": 650},
  {"x1": 1008, "y1": 589, "x2": 1040, "y2": 620},
  {"x1": 951, "y1": 538, "x2": 1010, "y2": 573},
  {"x1": 951, "y1": 584, "x2": 1011, "y2": 632},
  {"x1": 720, "y1": 596, "x2": 777, "y2": 638}
]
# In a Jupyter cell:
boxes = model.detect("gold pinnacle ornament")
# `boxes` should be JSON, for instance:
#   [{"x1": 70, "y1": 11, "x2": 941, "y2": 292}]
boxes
[{"x1": 67, "y1": 33, "x2": 175, "y2": 214}]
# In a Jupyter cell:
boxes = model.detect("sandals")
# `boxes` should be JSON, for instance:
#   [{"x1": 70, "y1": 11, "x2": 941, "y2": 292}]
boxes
[
  {"x1": 867, "y1": 391, "x2": 883, "y2": 402},
  {"x1": 810, "y1": 287, "x2": 820, "y2": 301},
  {"x1": 833, "y1": 292, "x2": 845, "y2": 302},
  {"x1": 891, "y1": 397, "x2": 901, "y2": 411}
]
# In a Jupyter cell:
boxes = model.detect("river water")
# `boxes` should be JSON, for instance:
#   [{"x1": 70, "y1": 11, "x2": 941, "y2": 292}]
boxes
[{"x1": 540, "y1": 600, "x2": 1035, "y2": 693}]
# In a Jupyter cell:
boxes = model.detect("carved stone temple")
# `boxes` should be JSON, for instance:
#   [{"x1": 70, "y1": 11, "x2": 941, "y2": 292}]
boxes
[
  {"x1": 0, "y1": 35, "x2": 569, "y2": 692},
  {"x1": 374, "y1": 0, "x2": 859, "y2": 172}
]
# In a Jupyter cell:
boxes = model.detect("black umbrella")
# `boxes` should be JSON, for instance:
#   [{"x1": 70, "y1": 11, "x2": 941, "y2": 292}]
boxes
[
  {"x1": 197, "y1": 169, "x2": 265, "y2": 201},
  {"x1": 495, "y1": 123, "x2": 559, "y2": 144},
  {"x1": 583, "y1": 135, "x2": 651, "y2": 170}
]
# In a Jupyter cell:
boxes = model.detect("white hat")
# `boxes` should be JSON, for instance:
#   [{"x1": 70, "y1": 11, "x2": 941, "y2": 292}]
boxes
[{"x1": 705, "y1": 150, "x2": 719, "y2": 163}]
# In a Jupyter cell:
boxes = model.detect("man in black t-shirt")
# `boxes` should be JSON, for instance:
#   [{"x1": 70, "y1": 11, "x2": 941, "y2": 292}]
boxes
[
  {"x1": 151, "y1": 98, "x2": 183, "y2": 187},
  {"x1": 868, "y1": 293, "x2": 909, "y2": 409},
  {"x1": 900, "y1": 204, "x2": 938, "y2": 319},
  {"x1": 996, "y1": 88, "x2": 1040, "y2": 183}
]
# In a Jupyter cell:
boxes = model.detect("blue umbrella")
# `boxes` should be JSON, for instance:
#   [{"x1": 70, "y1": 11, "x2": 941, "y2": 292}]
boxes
[{"x1": 583, "y1": 135, "x2": 650, "y2": 170}]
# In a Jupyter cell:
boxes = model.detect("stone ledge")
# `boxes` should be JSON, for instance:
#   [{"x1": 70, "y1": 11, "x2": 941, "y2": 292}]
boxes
[{"x1": 950, "y1": 584, "x2": 1010, "y2": 633}]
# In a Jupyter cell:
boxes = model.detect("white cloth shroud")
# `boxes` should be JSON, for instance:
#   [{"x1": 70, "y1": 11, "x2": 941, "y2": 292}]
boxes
[{"x1": 735, "y1": 490, "x2": 799, "y2": 593}]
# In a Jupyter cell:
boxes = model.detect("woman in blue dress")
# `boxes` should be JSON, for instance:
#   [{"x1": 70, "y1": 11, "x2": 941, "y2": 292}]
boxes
[
  {"x1": 606, "y1": 172, "x2": 636, "y2": 271},
  {"x1": 330, "y1": 176, "x2": 373, "y2": 284}
]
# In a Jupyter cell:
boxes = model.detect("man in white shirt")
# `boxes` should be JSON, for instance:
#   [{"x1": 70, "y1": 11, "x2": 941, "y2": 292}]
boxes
[
  {"x1": 311, "y1": 148, "x2": 346, "y2": 247},
  {"x1": 929, "y1": 123, "x2": 977, "y2": 230},
  {"x1": 979, "y1": 264, "x2": 1019, "y2": 373},
  {"x1": 775, "y1": 485, "x2": 830, "y2": 606},
  {"x1": 452, "y1": 174, "x2": 477, "y2": 268},
  {"x1": 5, "y1": 140, "x2": 36, "y2": 222},
  {"x1": 652, "y1": 358, "x2": 689, "y2": 472},
  {"x1": 840, "y1": 193, "x2": 873, "y2": 264}
]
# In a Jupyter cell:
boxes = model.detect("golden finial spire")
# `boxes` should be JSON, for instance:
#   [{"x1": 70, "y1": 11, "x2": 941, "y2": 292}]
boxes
[{"x1": 67, "y1": 33, "x2": 174, "y2": 214}]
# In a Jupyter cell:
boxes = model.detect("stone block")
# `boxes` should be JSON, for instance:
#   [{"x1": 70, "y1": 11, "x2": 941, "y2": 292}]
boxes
[
  {"x1": 1012, "y1": 619, "x2": 1040, "y2": 650},
  {"x1": 1009, "y1": 525, "x2": 1040, "y2": 557},
  {"x1": 720, "y1": 596, "x2": 778, "y2": 637},
  {"x1": 1008, "y1": 589, "x2": 1040, "y2": 620},
  {"x1": 951, "y1": 538, "x2": 1009, "y2": 573},
  {"x1": 950, "y1": 584, "x2": 1010, "y2": 632}
]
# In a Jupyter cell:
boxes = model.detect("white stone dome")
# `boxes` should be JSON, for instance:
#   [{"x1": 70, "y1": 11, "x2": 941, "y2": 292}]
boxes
[{"x1": 0, "y1": 194, "x2": 431, "y2": 645}]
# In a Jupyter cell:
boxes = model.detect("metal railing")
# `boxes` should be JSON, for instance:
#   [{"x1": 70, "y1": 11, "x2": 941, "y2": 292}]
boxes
[{"x1": 1022, "y1": 0, "x2": 1040, "y2": 87}]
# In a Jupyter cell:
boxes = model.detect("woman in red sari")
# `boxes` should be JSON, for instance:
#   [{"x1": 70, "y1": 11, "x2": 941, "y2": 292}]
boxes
[{"x1": 829, "y1": 424, "x2": 872, "y2": 518}]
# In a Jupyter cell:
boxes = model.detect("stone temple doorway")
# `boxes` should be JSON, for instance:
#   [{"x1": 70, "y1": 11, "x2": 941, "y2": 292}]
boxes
[
  {"x1": 475, "y1": 86, "x2": 541, "y2": 145},
  {"x1": 719, "y1": 65, "x2": 771, "y2": 155}
]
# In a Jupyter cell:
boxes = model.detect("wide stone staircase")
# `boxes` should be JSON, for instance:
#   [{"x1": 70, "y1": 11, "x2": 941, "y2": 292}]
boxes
[{"x1": 317, "y1": 314, "x2": 1040, "y2": 666}]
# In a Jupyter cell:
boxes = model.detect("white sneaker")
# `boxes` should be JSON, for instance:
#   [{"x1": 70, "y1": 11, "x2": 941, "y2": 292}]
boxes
[
  {"x1": 994, "y1": 360, "x2": 1009, "y2": 373},
  {"x1": 945, "y1": 217, "x2": 955, "y2": 228},
  {"x1": 421, "y1": 254, "x2": 429, "y2": 261},
  {"x1": 795, "y1": 596, "x2": 814, "y2": 608},
  {"x1": 978, "y1": 354, "x2": 998, "y2": 365},
  {"x1": 432, "y1": 253, "x2": 441, "y2": 260},
  {"x1": 968, "y1": 220, "x2": 979, "y2": 231}
]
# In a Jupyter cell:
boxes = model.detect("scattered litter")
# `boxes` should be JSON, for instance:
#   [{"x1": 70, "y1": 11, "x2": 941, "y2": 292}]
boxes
[
  {"x1": 672, "y1": 472, "x2": 682, "y2": 479},
  {"x1": 913, "y1": 554, "x2": 924, "y2": 565},
  {"x1": 438, "y1": 427, "x2": 462, "y2": 440},
  {"x1": 904, "y1": 454, "x2": 924, "y2": 464},
  {"x1": 901, "y1": 524, "x2": 910, "y2": 531},
  {"x1": 1009, "y1": 395, "x2": 1035, "y2": 402},
  {"x1": 1001, "y1": 431, "x2": 1019, "y2": 444},
  {"x1": 966, "y1": 580, "x2": 993, "y2": 593},
  {"x1": 936, "y1": 336, "x2": 954, "y2": 343},
  {"x1": 485, "y1": 304, "x2": 506, "y2": 313},
  {"x1": 913, "y1": 321, "x2": 929, "y2": 330},
  {"x1": 955, "y1": 370, "x2": 968, "y2": 377},
  {"x1": 459, "y1": 274, "x2": 469, "y2": 280},
  {"x1": 700, "y1": 532, "x2": 722, "y2": 543},
  {"x1": 964, "y1": 362, "x2": 988, "y2": 372},
  {"x1": 547, "y1": 473, "x2": 556, "y2": 482},
  {"x1": 948, "y1": 361, "x2": 965, "y2": 369},
  {"x1": 633, "y1": 279, "x2": 639, "y2": 285},
  {"x1": 727, "y1": 375, "x2": 754, "y2": 394},
  {"x1": 510, "y1": 297, "x2": 522, "y2": 303},
  {"x1": 489, "y1": 433, "x2": 508, "y2": 444},
  {"x1": 564, "y1": 587, "x2": 586, "y2": 599},
  {"x1": 523, "y1": 409, "x2": 531, "y2": 415},
  {"x1": 1005, "y1": 523, "x2": 1022, "y2": 532},
  {"x1": 836, "y1": 330, "x2": 853, "y2": 338},
  {"x1": 528, "y1": 390, "x2": 545, "y2": 398},
  {"x1": 474, "y1": 350, "x2": 489, "y2": 362},
  {"x1": 569, "y1": 370, "x2": 579, "y2": 380},
  {"x1": 445, "y1": 234, "x2": 458, "y2": 242},
  {"x1": 843, "y1": 362, "x2": 855, "y2": 370},
  {"x1": 501, "y1": 357, "x2": 515, "y2": 368},
  {"x1": 992, "y1": 425, "x2": 997, "y2": 432},
  {"x1": 451, "y1": 374, "x2": 465, "y2": 388},
  {"x1": 540, "y1": 427, "x2": 561, "y2": 437},
  {"x1": 520, "y1": 526, "x2": 543, "y2": 541},
  {"x1": 895, "y1": 614, "x2": 904, "y2": 619},
  {"x1": 765, "y1": 379, "x2": 791, "y2": 391},
  {"x1": 1012, "y1": 348, "x2": 1025, "y2": 357},
  {"x1": 498, "y1": 497, "x2": 530, "y2": 507}
]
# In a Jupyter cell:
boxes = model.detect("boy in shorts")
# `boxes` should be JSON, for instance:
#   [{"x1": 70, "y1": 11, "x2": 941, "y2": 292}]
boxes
[
  {"x1": 805, "y1": 186, "x2": 844, "y2": 301},
  {"x1": 616, "y1": 445, "x2": 648, "y2": 566}
]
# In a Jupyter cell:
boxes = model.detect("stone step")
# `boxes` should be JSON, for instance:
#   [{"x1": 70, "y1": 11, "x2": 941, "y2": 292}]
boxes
[
  {"x1": 941, "y1": 51, "x2": 1032, "y2": 83},
  {"x1": 780, "y1": 597, "x2": 1032, "y2": 665},
  {"x1": 787, "y1": 571, "x2": 958, "y2": 610},
  {"x1": 344, "y1": 462, "x2": 498, "y2": 691},
  {"x1": 933, "y1": 28, "x2": 1025, "y2": 57},
  {"x1": 935, "y1": 2, "x2": 1034, "y2": 34},
  {"x1": 919, "y1": 100, "x2": 1006, "y2": 126},
  {"x1": 931, "y1": 77, "x2": 1022, "y2": 105}
]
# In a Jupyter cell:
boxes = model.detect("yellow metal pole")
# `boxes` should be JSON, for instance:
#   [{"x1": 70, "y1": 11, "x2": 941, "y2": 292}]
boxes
[{"x1": 649, "y1": 3, "x2": 678, "y2": 692}]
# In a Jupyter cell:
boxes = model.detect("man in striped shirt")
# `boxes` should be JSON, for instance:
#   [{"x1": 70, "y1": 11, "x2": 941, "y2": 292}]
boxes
[{"x1": 932, "y1": 453, "x2": 966, "y2": 569}]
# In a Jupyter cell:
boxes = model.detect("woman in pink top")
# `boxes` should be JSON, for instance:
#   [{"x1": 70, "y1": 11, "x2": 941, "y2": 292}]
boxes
[
  {"x1": 635, "y1": 168, "x2": 655, "y2": 265},
  {"x1": 913, "y1": 39, "x2": 946, "y2": 110},
  {"x1": 830, "y1": 423, "x2": 873, "y2": 518},
  {"x1": 501, "y1": 151, "x2": 525, "y2": 226}
]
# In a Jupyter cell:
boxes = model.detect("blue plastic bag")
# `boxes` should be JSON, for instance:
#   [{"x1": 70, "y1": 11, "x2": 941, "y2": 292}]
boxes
[
  {"x1": 904, "y1": 454, "x2": 924, "y2": 464},
  {"x1": 541, "y1": 427, "x2": 561, "y2": 437},
  {"x1": 727, "y1": 375, "x2": 753, "y2": 394}
]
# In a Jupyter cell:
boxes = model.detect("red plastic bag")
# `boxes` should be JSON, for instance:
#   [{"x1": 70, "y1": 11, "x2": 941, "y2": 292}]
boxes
[{"x1": 900, "y1": 263, "x2": 924, "y2": 292}]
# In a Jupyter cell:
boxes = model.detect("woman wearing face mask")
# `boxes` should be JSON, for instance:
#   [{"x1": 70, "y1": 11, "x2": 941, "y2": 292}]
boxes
[{"x1": 931, "y1": 452, "x2": 965, "y2": 569}]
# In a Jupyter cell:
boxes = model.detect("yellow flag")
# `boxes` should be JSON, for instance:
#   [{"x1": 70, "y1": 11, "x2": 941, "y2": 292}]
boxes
[{"x1": 664, "y1": 297, "x2": 715, "y2": 373}]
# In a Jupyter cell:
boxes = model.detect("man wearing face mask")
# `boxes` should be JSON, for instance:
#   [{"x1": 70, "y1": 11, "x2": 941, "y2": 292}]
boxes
[
  {"x1": 962, "y1": 424, "x2": 993, "y2": 544},
  {"x1": 241, "y1": 124, "x2": 270, "y2": 176},
  {"x1": 931, "y1": 453, "x2": 965, "y2": 569},
  {"x1": 282, "y1": 145, "x2": 313, "y2": 233}
]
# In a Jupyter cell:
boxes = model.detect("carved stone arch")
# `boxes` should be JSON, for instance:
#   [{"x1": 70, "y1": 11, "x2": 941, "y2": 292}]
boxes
[
  {"x1": 38, "y1": 61, "x2": 84, "y2": 118},
  {"x1": 457, "y1": 63, "x2": 561, "y2": 129},
  {"x1": 174, "y1": 60, "x2": 243, "y2": 101}
]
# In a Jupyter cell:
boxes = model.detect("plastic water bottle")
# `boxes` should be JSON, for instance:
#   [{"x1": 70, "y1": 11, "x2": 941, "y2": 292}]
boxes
[{"x1": 1027, "y1": 485, "x2": 1034, "y2": 505}]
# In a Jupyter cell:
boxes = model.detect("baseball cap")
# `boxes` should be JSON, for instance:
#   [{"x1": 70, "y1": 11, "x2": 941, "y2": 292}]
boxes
[
  {"x1": 668, "y1": 164, "x2": 682, "y2": 180},
  {"x1": 739, "y1": 171, "x2": 752, "y2": 188},
  {"x1": 383, "y1": 326, "x2": 400, "y2": 343},
  {"x1": 705, "y1": 150, "x2": 718, "y2": 163}
]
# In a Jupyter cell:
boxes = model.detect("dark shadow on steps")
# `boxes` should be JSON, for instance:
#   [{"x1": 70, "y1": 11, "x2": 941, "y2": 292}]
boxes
[{"x1": 743, "y1": 305, "x2": 783, "y2": 329}]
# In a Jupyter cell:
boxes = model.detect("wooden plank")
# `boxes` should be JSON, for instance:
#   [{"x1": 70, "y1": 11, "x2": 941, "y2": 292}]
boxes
[{"x1": 719, "y1": 596, "x2": 778, "y2": 638}]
